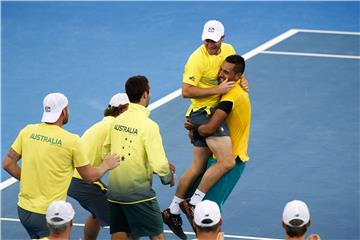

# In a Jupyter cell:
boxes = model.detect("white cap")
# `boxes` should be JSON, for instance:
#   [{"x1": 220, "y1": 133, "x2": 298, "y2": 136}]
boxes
[
  {"x1": 202, "y1": 20, "x2": 225, "y2": 42},
  {"x1": 194, "y1": 200, "x2": 221, "y2": 227},
  {"x1": 109, "y1": 93, "x2": 130, "y2": 107},
  {"x1": 46, "y1": 201, "x2": 75, "y2": 225},
  {"x1": 41, "y1": 93, "x2": 68, "y2": 123},
  {"x1": 282, "y1": 200, "x2": 310, "y2": 227}
]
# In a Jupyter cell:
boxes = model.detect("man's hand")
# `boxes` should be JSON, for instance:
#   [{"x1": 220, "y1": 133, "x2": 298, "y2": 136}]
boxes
[
  {"x1": 102, "y1": 153, "x2": 121, "y2": 170},
  {"x1": 240, "y1": 75, "x2": 249, "y2": 92},
  {"x1": 169, "y1": 163, "x2": 176, "y2": 187},
  {"x1": 184, "y1": 119, "x2": 194, "y2": 130},
  {"x1": 169, "y1": 163, "x2": 175, "y2": 173},
  {"x1": 215, "y1": 79, "x2": 235, "y2": 95}
]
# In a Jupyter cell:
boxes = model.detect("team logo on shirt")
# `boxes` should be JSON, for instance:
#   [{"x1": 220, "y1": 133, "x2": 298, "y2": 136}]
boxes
[
  {"x1": 114, "y1": 124, "x2": 138, "y2": 135},
  {"x1": 189, "y1": 76, "x2": 195, "y2": 81},
  {"x1": 30, "y1": 133, "x2": 62, "y2": 146}
]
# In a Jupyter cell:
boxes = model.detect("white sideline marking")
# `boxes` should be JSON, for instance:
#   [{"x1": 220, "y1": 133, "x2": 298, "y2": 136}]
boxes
[
  {"x1": 295, "y1": 28, "x2": 360, "y2": 35},
  {"x1": 1, "y1": 29, "x2": 299, "y2": 191},
  {"x1": 261, "y1": 50, "x2": 360, "y2": 60},
  {"x1": 0, "y1": 217, "x2": 283, "y2": 240},
  {"x1": 242, "y1": 29, "x2": 299, "y2": 60},
  {"x1": 0, "y1": 177, "x2": 18, "y2": 190},
  {"x1": 148, "y1": 88, "x2": 182, "y2": 111}
]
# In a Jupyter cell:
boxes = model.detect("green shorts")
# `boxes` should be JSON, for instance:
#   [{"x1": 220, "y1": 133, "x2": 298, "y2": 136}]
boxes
[
  {"x1": 186, "y1": 156, "x2": 246, "y2": 211},
  {"x1": 108, "y1": 199, "x2": 163, "y2": 237}
]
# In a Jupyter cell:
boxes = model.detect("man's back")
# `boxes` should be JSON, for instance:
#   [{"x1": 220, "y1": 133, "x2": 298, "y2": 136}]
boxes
[
  {"x1": 221, "y1": 80, "x2": 251, "y2": 161},
  {"x1": 13, "y1": 123, "x2": 88, "y2": 214},
  {"x1": 73, "y1": 116, "x2": 115, "y2": 179},
  {"x1": 106, "y1": 103, "x2": 170, "y2": 203}
]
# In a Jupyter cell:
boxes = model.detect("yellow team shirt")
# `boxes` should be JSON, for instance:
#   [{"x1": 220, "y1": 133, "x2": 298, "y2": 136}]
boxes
[
  {"x1": 73, "y1": 116, "x2": 115, "y2": 189},
  {"x1": 220, "y1": 80, "x2": 251, "y2": 162},
  {"x1": 183, "y1": 43, "x2": 236, "y2": 115},
  {"x1": 103, "y1": 103, "x2": 171, "y2": 204},
  {"x1": 11, "y1": 123, "x2": 89, "y2": 214}
]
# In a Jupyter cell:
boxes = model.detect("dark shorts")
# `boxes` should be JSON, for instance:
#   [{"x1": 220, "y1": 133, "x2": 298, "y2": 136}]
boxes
[
  {"x1": 189, "y1": 107, "x2": 230, "y2": 147},
  {"x1": 17, "y1": 206, "x2": 49, "y2": 239},
  {"x1": 67, "y1": 177, "x2": 109, "y2": 226},
  {"x1": 108, "y1": 199, "x2": 163, "y2": 237}
]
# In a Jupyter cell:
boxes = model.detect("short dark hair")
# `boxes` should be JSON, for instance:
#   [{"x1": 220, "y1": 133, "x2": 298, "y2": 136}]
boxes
[
  {"x1": 103, "y1": 104, "x2": 129, "y2": 117},
  {"x1": 284, "y1": 219, "x2": 308, "y2": 237},
  {"x1": 225, "y1": 55, "x2": 245, "y2": 74},
  {"x1": 125, "y1": 75, "x2": 150, "y2": 103},
  {"x1": 195, "y1": 220, "x2": 221, "y2": 233}
]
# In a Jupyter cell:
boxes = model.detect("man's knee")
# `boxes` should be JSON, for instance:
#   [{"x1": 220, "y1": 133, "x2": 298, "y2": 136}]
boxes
[{"x1": 219, "y1": 158, "x2": 236, "y2": 172}]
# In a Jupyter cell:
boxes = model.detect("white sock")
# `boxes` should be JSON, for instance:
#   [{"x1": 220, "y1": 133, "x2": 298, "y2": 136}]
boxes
[
  {"x1": 169, "y1": 196, "x2": 184, "y2": 215},
  {"x1": 190, "y1": 189, "x2": 205, "y2": 206}
]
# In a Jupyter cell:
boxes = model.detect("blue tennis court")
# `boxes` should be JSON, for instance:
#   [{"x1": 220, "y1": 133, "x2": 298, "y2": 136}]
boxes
[{"x1": 1, "y1": 2, "x2": 359, "y2": 240}]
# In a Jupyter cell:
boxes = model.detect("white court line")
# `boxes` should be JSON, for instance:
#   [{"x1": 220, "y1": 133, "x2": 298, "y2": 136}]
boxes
[
  {"x1": 148, "y1": 88, "x2": 182, "y2": 111},
  {"x1": 261, "y1": 50, "x2": 360, "y2": 60},
  {"x1": 0, "y1": 28, "x2": 300, "y2": 191},
  {"x1": 295, "y1": 28, "x2": 360, "y2": 35},
  {"x1": 0, "y1": 177, "x2": 18, "y2": 190},
  {"x1": 0, "y1": 217, "x2": 283, "y2": 240}
]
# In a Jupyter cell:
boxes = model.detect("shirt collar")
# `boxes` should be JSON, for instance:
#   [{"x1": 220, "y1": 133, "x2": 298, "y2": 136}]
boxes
[{"x1": 128, "y1": 103, "x2": 150, "y2": 117}]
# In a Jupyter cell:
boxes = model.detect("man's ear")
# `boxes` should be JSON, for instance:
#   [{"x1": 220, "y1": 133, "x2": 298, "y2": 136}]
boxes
[
  {"x1": 236, "y1": 73, "x2": 243, "y2": 81},
  {"x1": 141, "y1": 91, "x2": 148, "y2": 100},
  {"x1": 307, "y1": 218, "x2": 312, "y2": 227}
]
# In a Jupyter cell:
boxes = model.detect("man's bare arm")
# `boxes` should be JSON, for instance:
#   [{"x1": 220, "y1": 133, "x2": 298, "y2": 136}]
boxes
[
  {"x1": 198, "y1": 109, "x2": 228, "y2": 137},
  {"x1": 77, "y1": 153, "x2": 120, "y2": 183},
  {"x1": 2, "y1": 148, "x2": 21, "y2": 180},
  {"x1": 182, "y1": 79, "x2": 235, "y2": 98}
]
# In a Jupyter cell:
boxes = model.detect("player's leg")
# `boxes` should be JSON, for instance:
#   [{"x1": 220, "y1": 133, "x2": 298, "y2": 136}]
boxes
[
  {"x1": 174, "y1": 146, "x2": 211, "y2": 200},
  {"x1": 204, "y1": 156, "x2": 246, "y2": 210},
  {"x1": 17, "y1": 206, "x2": 49, "y2": 239},
  {"x1": 162, "y1": 145, "x2": 209, "y2": 239},
  {"x1": 84, "y1": 215, "x2": 101, "y2": 240},
  {"x1": 172, "y1": 108, "x2": 212, "y2": 207},
  {"x1": 109, "y1": 202, "x2": 131, "y2": 240},
  {"x1": 187, "y1": 115, "x2": 234, "y2": 206},
  {"x1": 126, "y1": 200, "x2": 165, "y2": 239},
  {"x1": 195, "y1": 135, "x2": 235, "y2": 196},
  {"x1": 68, "y1": 178, "x2": 110, "y2": 240}
]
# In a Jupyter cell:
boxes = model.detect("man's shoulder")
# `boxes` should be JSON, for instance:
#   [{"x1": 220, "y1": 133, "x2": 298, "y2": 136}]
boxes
[
  {"x1": 221, "y1": 43, "x2": 236, "y2": 54},
  {"x1": 57, "y1": 127, "x2": 80, "y2": 141},
  {"x1": 222, "y1": 84, "x2": 248, "y2": 101},
  {"x1": 144, "y1": 117, "x2": 159, "y2": 129},
  {"x1": 188, "y1": 45, "x2": 207, "y2": 61}
]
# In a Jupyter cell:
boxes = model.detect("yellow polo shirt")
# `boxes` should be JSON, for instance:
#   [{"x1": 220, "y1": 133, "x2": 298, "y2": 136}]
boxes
[
  {"x1": 221, "y1": 80, "x2": 251, "y2": 162},
  {"x1": 103, "y1": 103, "x2": 171, "y2": 204},
  {"x1": 73, "y1": 116, "x2": 115, "y2": 188},
  {"x1": 183, "y1": 43, "x2": 236, "y2": 115},
  {"x1": 11, "y1": 123, "x2": 89, "y2": 214}
]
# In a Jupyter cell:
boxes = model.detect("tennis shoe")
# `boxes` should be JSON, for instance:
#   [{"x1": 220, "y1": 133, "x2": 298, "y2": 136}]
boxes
[
  {"x1": 162, "y1": 208, "x2": 187, "y2": 240},
  {"x1": 179, "y1": 199, "x2": 196, "y2": 232}
]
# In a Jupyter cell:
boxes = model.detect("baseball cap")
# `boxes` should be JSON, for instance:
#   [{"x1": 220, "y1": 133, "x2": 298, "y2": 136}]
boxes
[
  {"x1": 41, "y1": 93, "x2": 68, "y2": 123},
  {"x1": 46, "y1": 201, "x2": 75, "y2": 225},
  {"x1": 194, "y1": 200, "x2": 221, "y2": 227},
  {"x1": 282, "y1": 200, "x2": 310, "y2": 227},
  {"x1": 109, "y1": 93, "x2": 130, "y2": 107},
  {"x1": 202, "y1": 20, "x2": 225, "y2": 42}
]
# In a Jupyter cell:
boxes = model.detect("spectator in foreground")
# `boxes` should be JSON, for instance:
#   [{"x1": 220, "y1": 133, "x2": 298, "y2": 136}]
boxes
[
  {"x1": 282, "y1": 200, "x2": 320, "y2": 240},
  {"x1": 45, "y1": 201, "x2": 75, "y2": 240},
  {"x1": 193, "y1": 200, "x2": 224, "y2": 240}
]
